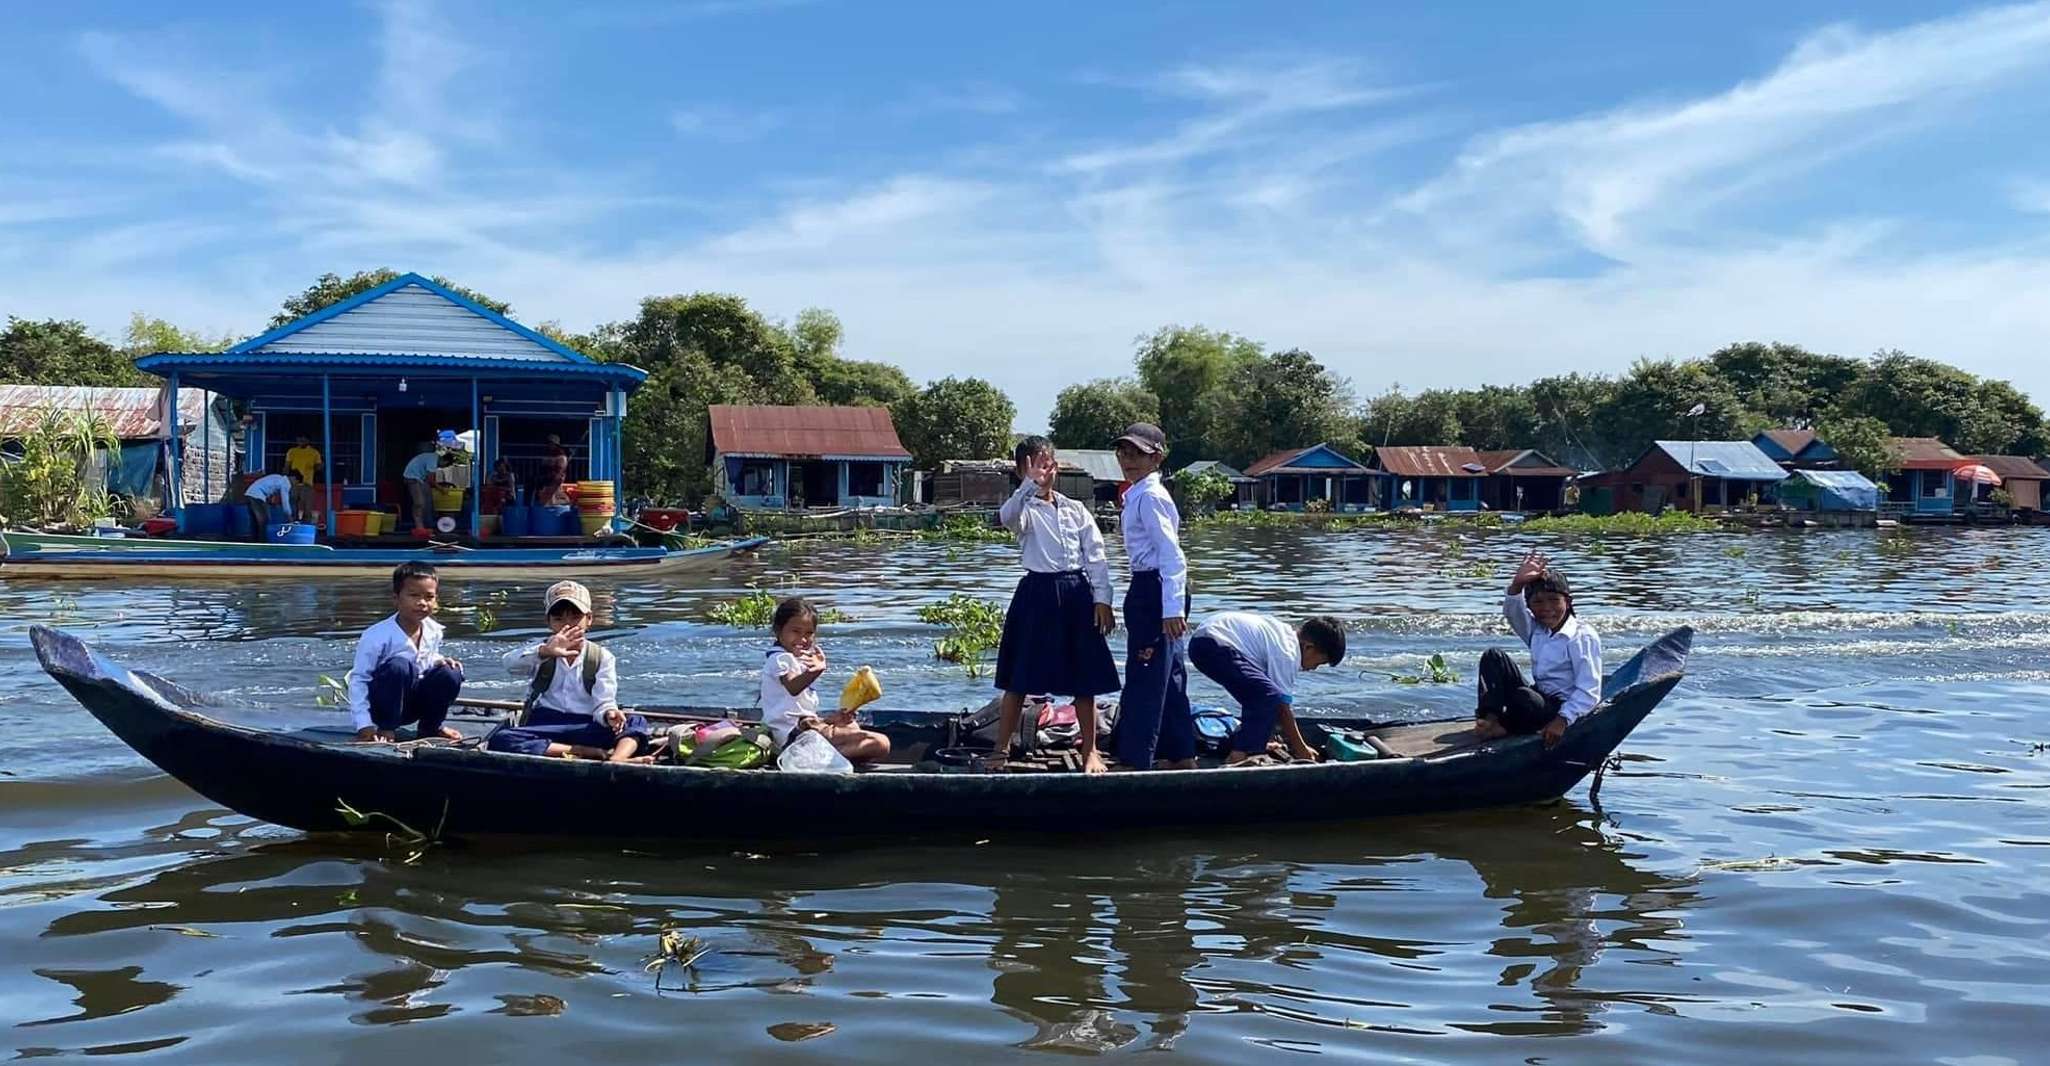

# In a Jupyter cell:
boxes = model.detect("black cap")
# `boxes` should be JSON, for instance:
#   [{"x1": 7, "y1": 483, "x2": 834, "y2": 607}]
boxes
[{"x1": 1112, "y1": 422, "x2": 1166, "y2": 455}]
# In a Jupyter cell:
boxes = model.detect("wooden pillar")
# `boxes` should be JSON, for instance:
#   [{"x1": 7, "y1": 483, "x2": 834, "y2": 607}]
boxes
[
  {"x1": 321, "y1": 375, "x2": 334, "y2": 539},
  {"x1": 166, "y1": 373, "x2": 182, "y2": 518}
]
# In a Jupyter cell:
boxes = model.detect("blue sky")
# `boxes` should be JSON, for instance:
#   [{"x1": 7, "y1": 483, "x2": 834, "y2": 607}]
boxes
[{"x1": 6, "y1": 1, "x2": 2050, "y2": 427}]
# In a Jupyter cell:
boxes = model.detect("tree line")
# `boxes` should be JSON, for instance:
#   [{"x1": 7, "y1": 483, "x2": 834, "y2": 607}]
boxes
[{"x1": 7, "y1": 270, "x2": 2045, "y2": 499}]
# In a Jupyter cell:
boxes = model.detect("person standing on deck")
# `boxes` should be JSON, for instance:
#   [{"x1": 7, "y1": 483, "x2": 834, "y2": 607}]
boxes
[
  {"x1": 285, "y1": 435, "x2": 323, "y2": 520},
  {"x1": 988, "y1": 436, "x2": 1119, "y2": 773},
  {"x1": 402, "y1": 442, "x2": 439, "y2": 533},
  {"x1": 535, "y1": 434, "x2": 570, "y2": 506},
  {"x1": 1110, "y1": 422, "x2": 1196, "y2": 770}
]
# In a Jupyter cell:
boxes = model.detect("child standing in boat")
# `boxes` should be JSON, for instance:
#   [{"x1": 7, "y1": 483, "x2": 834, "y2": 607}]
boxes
[
  {"x1": 1111, "y1": 422, "x2": 1196, "y2": 770},
  {"x1": 487, "y1": 580, "x2": 654, "y2": 762},
  {"x1": 761, "y1": 597, "x2": 891, "y2": 764},
  {"x1": 1476, "y1": 550, "x2": 1603, "y2": 747},
  {"x1": 346, "y1": 562, "x2": 464, "y2": 743},
  {"x1": 989, "y1": 436, "x2": 1119, "y2": 773},
  {"x1": 1189, "y1": 611, "x2": 1346, "y2": 765}
]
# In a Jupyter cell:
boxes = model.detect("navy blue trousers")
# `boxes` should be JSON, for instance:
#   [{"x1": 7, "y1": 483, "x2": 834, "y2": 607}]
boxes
[
  {"x1": 488, "y1": 703, "x2": 651, "y2": 756},
  {"x1": 368, "y1": 659, "x2": 463, "y2": 734},
  {"x1": 1476, "y1": 648, "x2": 1561, "y2": 733},
  {"x1": 1114, "y1": 570, "x2": 1194, "y2": 767},
  {"x1": 1187, "y1": 634, "x2": 1289, "y2": 755}
]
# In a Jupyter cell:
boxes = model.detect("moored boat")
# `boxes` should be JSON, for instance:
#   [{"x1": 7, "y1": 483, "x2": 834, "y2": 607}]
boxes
[
  {"x1": 31, "y1": 624, "x2": 1691, "y2": 840},
  {"x1": 0, "y1": 530, "x2": 768, "y2": 580}
]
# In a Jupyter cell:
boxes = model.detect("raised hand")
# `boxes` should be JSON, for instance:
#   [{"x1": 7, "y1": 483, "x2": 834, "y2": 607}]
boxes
[
  {"x1": 541, "y1": 624, "x2": 586, "y2": 660},
  {"x1": 1509, "y1": 550, "x2": 1549, "y2": 592}
]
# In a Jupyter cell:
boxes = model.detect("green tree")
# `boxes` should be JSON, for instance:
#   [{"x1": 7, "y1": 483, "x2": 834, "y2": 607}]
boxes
[
  {"x1": 1596, "y1": 358, "x2": 1753, "y2": 460},
  {"x1": 1048, "y1": 378, "x2": 1159, "y2": 450},
  {"x1": 1705, "y1": 341, "x2": 1860, "y2": 427},
  {"x1": 269, "y1": 269, "x2": 511, "y2": 328},
  {"x1": 1813, "y1": 414, "x2": 1899, "y2": 479},
  {"x1": 1361, "y1": 386, "x2": 1462, "y2": 448},
  {"x1": 1526, "y1": 373, "x2": 1620, "y2": 470},
  {"x1": 0, "y1": 317, "x2": 146, "y2": 387},
  {"x1": 782, "y1": 308, "x2": 916, "y2": 406},
  {"x1": 1133, "y1": 325, "x2": 1262, "y2": 459},
  {"x1": 1172, "y1": 467, "x2": 1233, "y2": 510},
  {"x1": 893, "y1": 377, "x2": 1016, "y2": 469},
  {"x1": 123, "y1": 312, "x2": 234, "y2": 356},
  {"x1": 1452, "y1": 385, "x2": 1542, "y2": 451},
  {"x1": 1203, "y1": 349, "x2": 1362, "y2": 466}
]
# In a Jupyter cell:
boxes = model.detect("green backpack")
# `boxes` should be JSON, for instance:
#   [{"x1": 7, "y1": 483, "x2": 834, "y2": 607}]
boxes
[{"x1": 667, "y1": 723, "x2": 774, "y2": 769}]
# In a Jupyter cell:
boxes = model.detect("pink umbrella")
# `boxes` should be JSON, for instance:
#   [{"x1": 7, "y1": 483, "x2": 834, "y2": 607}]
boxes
[{"x1": 1954, "y1": 463, "x2": 2003, "y2": 487}]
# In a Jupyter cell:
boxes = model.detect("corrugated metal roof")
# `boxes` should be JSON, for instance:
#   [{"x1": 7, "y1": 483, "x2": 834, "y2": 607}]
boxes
[
  {"x1": 1474, "y1": 449, "x2": 1577, "y2": 477},
  {"x1": 1179, "y1": 460, "x2": 1255, "y2": 482},
  {"x1": 1057, "y1": 448, "x2": 1125, "y2": 483},
  {"x1": 1375, "y1": 445, "x2": 1487, "y2": 478},
  {"x1": 0, "y1": 385, "x2": 205, "y2": 439},
  {"x1": 136, "y1": 351, "x2": 645, "y2": 382},
  {"x1": 1755, "y1": 428, "x2": 1817, "y2": 457},
  {"x1": 1888, "y1": 437, "x2": 1966, "y2": 469},
  {"x1": 709, "y1": 405, "x2": 911, "y2": 459},
  {"x1": 1245, "y1": 443, "x2": 1371, "y2": 476},
  {"x1": 1970, "y1": 454, "x2": 2050, "y2": 480},
  {"x1": 1794, "y1": 469, "x2": 1878, "y2": 490},
  {"x1": 1652, "y1": 441, "x2": 1790, "y2": 480},
  {"x1": 243, "y1": 284, "x2": 563, "y2": 361}
]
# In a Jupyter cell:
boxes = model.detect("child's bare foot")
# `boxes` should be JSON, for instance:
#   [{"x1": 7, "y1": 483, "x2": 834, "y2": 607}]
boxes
[
  {"x1": 436, "y1": 726, "x2": 462, "y2": 742},
  {"x1": 1081, "y1": 752, "x2": 1107, "y2": 775}
]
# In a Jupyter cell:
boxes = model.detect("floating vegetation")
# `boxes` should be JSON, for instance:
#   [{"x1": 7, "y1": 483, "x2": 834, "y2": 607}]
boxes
[
  {"x1": 645, "y1": 927, "x2": 711, "y2": 990},
  {"x1": 1523, "y1": 511, "x2": 1720, "y2": 536},
  {"x1": 918, "y1": 594, "x2": 1006, "y2": 678},
  {"x1": 314, "y1": 674, "x2": 346, "y2": 707},
  {"x1": 915, "y1": 514, "x2": 1013, "y2": 544},
  {"x1": 335, "y1": 796, "x2": 448, "y2": 865},
  {"x1": 1390, "y1": 652, "x2": 1457, "y2": 685},
  {"x1": 705, "y1": 585, "x2": 851, "y2": 628}
]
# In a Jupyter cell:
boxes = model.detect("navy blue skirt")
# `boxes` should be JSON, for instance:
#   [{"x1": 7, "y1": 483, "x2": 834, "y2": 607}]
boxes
[{"x1": 994, "y1": 570, "x2": 1122, "y2": 697}]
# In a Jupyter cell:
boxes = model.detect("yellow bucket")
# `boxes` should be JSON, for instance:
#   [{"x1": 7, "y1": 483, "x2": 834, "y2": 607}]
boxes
[
  {"x1": 432, "y1": 485, "x2": 464, "y2": 512},
  {"x1": 579, "y1": 513, "x2": 612, "y2": 536},
  {"x1": 839, "y1": 665, "x2": 882, "y2": 712}
]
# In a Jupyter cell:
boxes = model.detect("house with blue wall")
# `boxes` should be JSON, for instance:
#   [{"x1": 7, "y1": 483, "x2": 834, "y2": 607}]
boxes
[
  {"x1": 138, "y1": 273, "x2": 646, "y2": 537},
  {"x1": 709, "y1": 404, "x2": 910, "y2": 510},
  {"x1": 1372, "y1": 446, "x2": 1489, "y2": 512},
  {"x1": 1879, "y1": 437, "x2": 1966, "y2": 517},
  {"x1": 1245, "y1": 443, "x2": 1375, "y2": 510},
  {"x1": 1752, "y1": 429, "x2": 1839, "y2": 468}
]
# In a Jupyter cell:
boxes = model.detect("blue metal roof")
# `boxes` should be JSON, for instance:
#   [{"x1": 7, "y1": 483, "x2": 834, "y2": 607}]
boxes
[
  {"x1": 137, "y1": 351, "x2": 646, "y2": 384},
  {"x1": 1652, "y1": 440, "x2": 1789, "y2": 480},
  {"x1": 1794, "y1": 469, "x2": 1877, "y2": 491},
  {"x1": 221, "y1": 272, "x2": 598, "y2": 363}
]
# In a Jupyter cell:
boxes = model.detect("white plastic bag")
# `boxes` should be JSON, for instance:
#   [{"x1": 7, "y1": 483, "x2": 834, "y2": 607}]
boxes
[{"x1": 776, "y1": 728, "x2": 854, "y2": 774}]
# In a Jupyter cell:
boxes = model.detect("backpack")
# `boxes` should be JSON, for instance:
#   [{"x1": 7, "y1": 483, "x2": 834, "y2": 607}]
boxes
[
  {"x1": 1191, "y1": 706, "x2": 1241, "y2": 754},
  {"x1": 665, "y1": 722, "x2": 773, "y2": 769},
  {"x1": 519, "y1": 643, "x2": 610, "y2": 725}
]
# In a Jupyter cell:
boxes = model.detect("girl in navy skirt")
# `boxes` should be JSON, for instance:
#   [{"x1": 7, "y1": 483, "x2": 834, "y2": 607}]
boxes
[{"x1": 991, "y1": 436, "x2": 1120, "y2": 773}]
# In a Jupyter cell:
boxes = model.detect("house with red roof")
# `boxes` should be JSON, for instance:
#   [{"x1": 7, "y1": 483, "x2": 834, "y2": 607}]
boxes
[
  {"x1": 1878, "y1": 437, "x2": 1967, "y2": 517},
  {"x1": 708, "y1": 404, "x2": 911, "y2": 509},
  {"x1": 1244, "y1": 443, "x2": 1376, "y2": 511},
  {"x1": 1967, "y1": 454, "x2": 2050, "y2": 512},
  {"x1": 1473, "y1": 449, "x2": 1578, "y2": 512},
  {"x1": 1371, "y1": 445, "x2": 1490, "y2": 512}
]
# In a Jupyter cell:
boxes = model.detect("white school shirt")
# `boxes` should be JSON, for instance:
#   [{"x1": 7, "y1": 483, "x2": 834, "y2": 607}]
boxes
[
  {"x1": 999, "y1": 478, "x2": 1113, "y2": 605},
  {"x1": 403, "y1": 452, "x2": 439, "y2": 482},
  {"x1": 1502, "y1": 594, "x2": 1604, "y2": 722},
  {"x1": 345, "y1": 614, "x2": 447, "y2": 731},
  {"x1": 1118, "y1": 472, "x2": 1189, "y2": 618},
  {"x1": 759, "y1": 649, "x2": 821, "y2": 744},
  {"x1": 1196, "y1": 612, "x2": 1300, "y2": 701},
  {"x1": 502, "y1": 642, "x2": 618, "y2": 721},
  {"x1": 244, "y1": 473, "x2": 294, "y2": 504}
]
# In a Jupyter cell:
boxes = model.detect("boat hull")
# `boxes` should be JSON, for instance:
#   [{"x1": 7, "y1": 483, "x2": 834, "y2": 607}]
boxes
[
  {"x1": 31, "y1": 625, "x2": 1688, "y2": 840},
  {"x1": 0, "y1": 533, "x2": 767, "y2": 580}
]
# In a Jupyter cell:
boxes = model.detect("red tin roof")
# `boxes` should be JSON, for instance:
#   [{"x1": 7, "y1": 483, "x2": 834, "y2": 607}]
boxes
[
  {"x1": 1375, "y1": 445, "x2": 1488, "y2": 478},
  {"x1": 1888, "y1": 437, "x2": 1967, "y2": 470},
  {"x1": 1969, "y1": 454, "x2": 2050, "y2": 480},
  {"x1": 708, "y1": 404, "x2": 911, "y2": 459},
  {"x1": 1473, "y1": 448, "x2": 1577, "y2": 477}
]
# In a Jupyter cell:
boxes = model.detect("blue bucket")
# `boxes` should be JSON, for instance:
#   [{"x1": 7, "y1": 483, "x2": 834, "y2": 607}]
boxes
[
  {"x1": 539, "y1": 505, "x2": 577, "y2": 536},
  {"x1": 180, "y1": 504, "x2": 224, "y2": 537},
  {"x1": 499, "y1": 505, "x2": 532, "y2": 538},
  {"x1": 265, "y1": 522, "x2": 317, "y2": 545}
]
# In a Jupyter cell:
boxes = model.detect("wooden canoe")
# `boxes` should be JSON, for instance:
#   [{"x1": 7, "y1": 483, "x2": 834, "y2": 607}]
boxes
[{"x1": 31, "y1": 625, "x2": 1690, "y2": 840}]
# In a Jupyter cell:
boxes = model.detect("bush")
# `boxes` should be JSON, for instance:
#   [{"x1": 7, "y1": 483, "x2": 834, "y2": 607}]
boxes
[
  {"x1": 917, "y1": 594, "x2": 1006, "y2": 677},
  {"x1": 1522, "y1": 511, "x2": 1720, "y2": 535},
  {"x1": 0, "y1": 406, "x2": 119, "y2": 529}
]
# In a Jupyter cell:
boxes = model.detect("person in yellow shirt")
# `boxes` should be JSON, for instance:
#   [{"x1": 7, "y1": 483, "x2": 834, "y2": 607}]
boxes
[{"x1": 284, "y1": 436, "x2": 323, "y2": 522}]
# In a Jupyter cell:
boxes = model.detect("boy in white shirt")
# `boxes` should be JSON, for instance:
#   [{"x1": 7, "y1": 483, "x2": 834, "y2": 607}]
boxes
[
  {"x1": 486, "y1": 580, "x2": 652, "y2": 762},
  {"x1": 347, "y1": 562, "x2": 464, "y2": 742},
  {"x1": 1188, "y1": 612, "x2": 1346, "y2": 765},
  {"x1": 1476, "y1": 550, "x2": 1603, "y2": 747},
  {"x1": 243, "y1": 470, "x2": 302, "y2": 539},
  {"x1": 1111, "y1": 422, "x2": 1196, "y2": 770}
]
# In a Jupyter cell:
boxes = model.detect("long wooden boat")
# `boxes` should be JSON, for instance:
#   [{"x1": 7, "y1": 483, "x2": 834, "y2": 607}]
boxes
[
  {"x1": 31, "y1": 624, "x2": 1691, "y2": 840},
  {"x1": 0, "y1": 531, "x2": 768, "y2": 580}
]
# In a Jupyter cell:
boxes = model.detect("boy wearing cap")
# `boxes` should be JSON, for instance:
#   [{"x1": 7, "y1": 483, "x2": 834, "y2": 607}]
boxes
[
  {"x1": 486, "y1": 580, "x2": 654, "y2": 762},
  {"x1": 347, "y1": 562, "x2": 465, "y2": 743},
  {"x1": 1110, "y1": 422, "x2": 1197, "y2": 770},
  {"x1": 1475, "y1": 550, "x2": 1603, "y2": 747}
]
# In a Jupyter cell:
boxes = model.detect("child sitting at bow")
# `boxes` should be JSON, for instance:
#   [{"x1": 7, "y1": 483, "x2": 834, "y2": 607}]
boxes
[{"x1": 1475, "y1": 550, "x2": 1603, "y2": 747}]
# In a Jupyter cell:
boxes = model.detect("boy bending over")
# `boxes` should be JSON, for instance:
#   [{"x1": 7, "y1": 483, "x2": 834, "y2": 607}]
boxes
[{"x1": 1188, "y1": 612, "x2": 1346, "y2": 765}]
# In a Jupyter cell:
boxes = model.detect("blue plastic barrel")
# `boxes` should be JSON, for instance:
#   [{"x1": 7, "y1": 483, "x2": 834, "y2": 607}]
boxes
[
  {"x1": 225, "y1": 505, "x2": 253, "y2": 539},
  {"x1": 499, "y1": 505, "x2": 531, "y2": 538},
  {"x1": 180, "y1": 504, "x2": 224, "y2": 537},
  {"x1": 265, "y1": 522, "x2": 317, "y2": 545},
  {"x1": 539, "y1": 505, "x2": 577, "y2": 536}
]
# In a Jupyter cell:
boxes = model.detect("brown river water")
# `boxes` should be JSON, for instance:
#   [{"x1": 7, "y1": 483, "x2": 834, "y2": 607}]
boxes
[{"x1": 2, "y1": 523, "x2": 2046, "y2": 1062}]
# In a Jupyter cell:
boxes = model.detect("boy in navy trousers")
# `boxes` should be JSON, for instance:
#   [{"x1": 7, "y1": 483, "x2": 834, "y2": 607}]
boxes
[
  {"x1": 347, "y1": 562, "x2": 464, "y2": 742},
  {"x1": 1111, "y1": 423, "x2": 1196, "y2": 770}
]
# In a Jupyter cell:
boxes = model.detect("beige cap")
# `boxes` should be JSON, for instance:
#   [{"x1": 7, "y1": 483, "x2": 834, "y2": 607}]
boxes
[{"x1": 544, "y1": 580, "x2": 592, "y2": 615}]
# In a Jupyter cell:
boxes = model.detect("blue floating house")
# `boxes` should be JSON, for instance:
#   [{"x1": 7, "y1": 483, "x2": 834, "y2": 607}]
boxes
[
  {"x1": 1371, "y1": 445, "x2": 1489, "y2": 512},
  {"x1": 137, "y1": 273, "x2": 647, "y2": 537},
  {"x1": 1246, "y1": 443, "x2": 1376, "y2": 511},
  {"x1": 1879, "y1": 437, "x2": 1967, "y2": 517},
  {"x1": 708, "y1": 404, "x2": 911, "y2": 509},
  {"x1": 1780, "y1": 469, "x2": 1879, "y2": 512}
]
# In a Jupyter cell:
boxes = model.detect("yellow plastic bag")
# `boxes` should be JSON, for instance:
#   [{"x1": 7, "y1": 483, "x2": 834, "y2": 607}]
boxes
[{"x1": 839, "y1": 665, "x2": 882, "y2": 712}]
